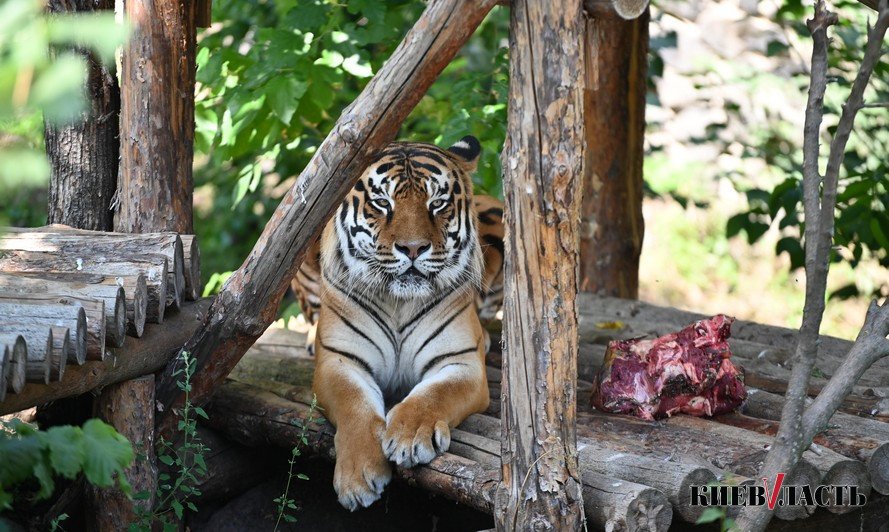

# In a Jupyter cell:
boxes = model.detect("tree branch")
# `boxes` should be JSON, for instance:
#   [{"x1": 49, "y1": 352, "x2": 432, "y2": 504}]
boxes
[{"x1": 735, "y1": 1, "x2": 889, "y2": 529}]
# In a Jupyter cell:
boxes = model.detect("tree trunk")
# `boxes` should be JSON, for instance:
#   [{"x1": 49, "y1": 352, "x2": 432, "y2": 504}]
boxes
[
  {"x1": 496, "y1": 1, "x2": 586, "y2": 529},
  {"x1": 579, "y1": 4, "x2": 647, "y2": 298},
  {"x1": 116, "y1": 0, "x2": 196, "y2": 233},
  {"x1": 86, "y1": 376, "x2": 157, "y2": 530},
  {"x1": 44, "y1": 0, "x2": 120, "y2": 232},
  {"x1": 153, "y1": 0, "x2": 499, "y2": 435}
]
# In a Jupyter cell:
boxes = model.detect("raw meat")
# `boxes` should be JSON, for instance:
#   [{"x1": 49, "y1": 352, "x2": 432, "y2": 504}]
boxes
[{"x1": 591, "y1": 315, "x2": 747, "y2": 420}]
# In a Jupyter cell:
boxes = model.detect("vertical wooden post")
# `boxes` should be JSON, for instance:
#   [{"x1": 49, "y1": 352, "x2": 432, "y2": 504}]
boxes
[
  {"x1": 579, "y1": 3, "x2": 648, "y2": 298},
  {"x1": 86, "y1": 376, "x2": 158, "y2": 529},
  {"x1": 116, "y1": 0, "x2": 196, "y2": 233},
  {"x1": 90, "y1": 0, "x2": 197, "y2": 526},
  {"x1": 44, "y1": 0, "x2": 120, "y2": 231},
  {"x1": 495, "y1": 1, "x2": 586, "y2": 529}
]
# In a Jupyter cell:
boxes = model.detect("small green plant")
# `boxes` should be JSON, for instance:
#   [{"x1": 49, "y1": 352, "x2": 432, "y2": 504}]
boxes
[
  {"x1": 0, "y1": 418, "x2": 134, "y2": 512},
  {"x1": 696, "y1": 507, "x2": 736, "y2": 531},
  {"x1": 132, "y1": 351, "x2": 209, "y2": 531},
  {"x1": 49, "y1": 513, "x2": 68, "y2": 532},
  {"x1": 273, "y1": 395, "x2": 319, "y2": 530}
]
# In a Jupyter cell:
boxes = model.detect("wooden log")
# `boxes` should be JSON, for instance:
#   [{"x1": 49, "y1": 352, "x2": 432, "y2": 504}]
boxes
[
  {"x1": 2, "y1": 271, "x2": 149, "y2": 338},
  {"x1": 740, "y1": 388, "x2": 889, "y2": 496},
  {"x1": 0, "y1": 299, "x2": 209, "y2": 415},
  {"x1": 1, "y1": 335, "x2": 27, "y2": 395},
  {"x1": 154, "y1": 0, "x2": 500, "y2": 436},
  {"x1": 49, "y1": 327, "x2": 69, "y2": 382},
  {"x1": 741, "y1": 370, "x2": 889, "y2": 422},
  {"x1": 181, "y1": 234, "x2": 201, "y2": 301},
  {"x1": 0, "y1": 330, "x2": 50, "y2": 384},
  {"x1": 204, "y1": 381, "x2": 501, "y2": 515},
  {"x1": 579, "y1": 1, "x2": 647, "y2": 298},
  {"x1": 118, "y1": 0, "x2": 196, "y2": 235},
  {"x1": 448, "y1": 421, "x2": 673, "y2": 531},
  {"x1": 0, "y1": 290, "x2": 122, "y2": 349},
  {"x1": 44, "y1": 0, "x2": 119, "y2": 234},
  {"x1": 229, "y1": 351, "x2": 675, "y2": 531},
  {"x1": 0, "y1": 250, "x2": 169, "y2": 324},
  {"x1": 667, "y1": 413, "x2": 871, "y2": 515},
  {"x1": 0, "y1": 228, "x2": 184, "y2": 310},
  {"x1": 0, "y1": 299, "x2": 105, "y2": 360},
  {"x1": 0, "y1": 275, "x2": 128, "y2": 345},
  {"x1": 86, "y1": 375, "x2": 157, "y2": 530},
  {"x1": 497, "y1": 0, "x2": 587, "y2": 528}
]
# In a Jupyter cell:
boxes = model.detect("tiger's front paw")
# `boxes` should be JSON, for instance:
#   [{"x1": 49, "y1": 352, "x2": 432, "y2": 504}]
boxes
[
  {"x1": 383, "y1": 401, "x2": 451, "y2": 468},
  {"x1": 333, "y1": 430, "x2": 392, "y2": 511}
]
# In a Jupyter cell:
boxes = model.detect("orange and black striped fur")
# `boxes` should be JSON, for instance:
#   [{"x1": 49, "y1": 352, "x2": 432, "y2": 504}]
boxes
[{"x1": 291, "y1": 137, "x2": 503, "y2": 510}]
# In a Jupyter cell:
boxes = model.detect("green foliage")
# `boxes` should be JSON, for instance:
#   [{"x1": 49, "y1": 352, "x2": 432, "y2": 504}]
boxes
[
  {"x1": 132, "y1": 351, "x2": 209, "y2": 530},
  {"x1": 0, "y1": 1, "x2": 127, "y2": 201},
  {"x1": 192, "y1": 0, "x2": 508, "y2": 284},
  {"x1": 0, "y1": 418, "x2": 134, "y2": 511},
  {"x1": 723, "y1": 1, "x2": 889, "y2": 298},
  {"x1": 273, "y1": 394, "x2": 319, "y2": 529},
  {"x1": 696, "y1": 506, "x2": 735, "y2": 531}
]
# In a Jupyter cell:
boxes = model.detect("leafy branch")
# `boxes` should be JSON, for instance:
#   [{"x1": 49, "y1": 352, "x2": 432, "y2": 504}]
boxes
[
  {"x1": 132, "y1": 351, "x2": 209, "y2": 530},
  {"x1": 735, "y1": 1, "x2": 889, "y2": 529},
  {"x1": 273, "y1": 394, "x2": 319, "y2": 530}
]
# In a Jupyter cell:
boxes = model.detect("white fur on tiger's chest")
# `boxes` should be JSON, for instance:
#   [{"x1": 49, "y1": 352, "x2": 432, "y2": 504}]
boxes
[{"x1": 318, "y1": 287, "x2": 480, "y2": 399}]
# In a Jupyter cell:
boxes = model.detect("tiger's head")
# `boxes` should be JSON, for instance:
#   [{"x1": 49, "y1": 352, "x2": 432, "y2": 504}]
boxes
[{"x1": 322, "y1": 136, "x2": 484, "y2": 300}]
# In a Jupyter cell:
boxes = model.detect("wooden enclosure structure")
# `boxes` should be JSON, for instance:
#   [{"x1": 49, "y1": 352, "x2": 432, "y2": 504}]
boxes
[{"x1": 3, "y1": 0, "x2": 889, "y2": 530}]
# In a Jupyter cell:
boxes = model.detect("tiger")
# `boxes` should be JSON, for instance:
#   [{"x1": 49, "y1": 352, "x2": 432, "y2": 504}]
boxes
[{"x1": 292, "y1": 136, "x2": 504, "y2": 510}]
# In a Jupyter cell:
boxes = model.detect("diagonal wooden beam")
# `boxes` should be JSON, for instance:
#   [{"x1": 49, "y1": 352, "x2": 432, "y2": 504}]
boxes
[{"x1": 154, "y1": 0, "x2": 499, "y2": 435}]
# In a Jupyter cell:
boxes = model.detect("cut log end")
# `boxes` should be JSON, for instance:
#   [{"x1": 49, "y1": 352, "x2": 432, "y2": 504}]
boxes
[
  {"x1": 181, "y1": 234, "x2": 201, "y2": 301},
  {"x1": 675, "y1": 467, "x2": 716, "y2": 523},
  {"x1": 49, "y1": 326, "x2": 69, "y2": 382},
  {"x1": 774, "y1": 460, "x2": 820, "y2": 521},
  {"x1": 626, "y1": 488, "x2": 673, "y2": 532},
  {"x1": 5, "y1": 336, "x2": 27, "y2": 394},
  {"x1": 823, "y1": 460, "x2": 871, "y2": 514},
  {"x1": 107, "y1": 286, "x2": 127, "y2": 348},
  {"x1": 869, "y1": 445, "x2": 889, "y2": 496},
  {"x1": 70, "y1": 308, "x2": 88, "y2": 365},
  {"x1": 126, "y1": 273, "x2": 148, "y2": 337},
  {"x1": 147, "y1": 263, "x2": 168, "y2": 324}
]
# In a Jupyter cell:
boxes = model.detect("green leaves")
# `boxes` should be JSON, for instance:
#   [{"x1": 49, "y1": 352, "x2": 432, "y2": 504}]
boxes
[
  {"x1": 267, "y1": 77, "x2": 308, "y2": 125},
  {"x1": 0, "y1": 419, "x2": 134, "y2": 510}
]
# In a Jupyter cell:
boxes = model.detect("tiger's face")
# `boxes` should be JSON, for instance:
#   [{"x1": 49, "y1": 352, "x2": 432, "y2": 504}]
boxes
[{"x1": 324, "y1": 136, "x2": 483, "y2": 300}]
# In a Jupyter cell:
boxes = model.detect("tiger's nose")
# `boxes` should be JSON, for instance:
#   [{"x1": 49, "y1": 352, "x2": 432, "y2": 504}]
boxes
[{"x1": 394, "y1": 240, "x2": 432, "y2": 260}]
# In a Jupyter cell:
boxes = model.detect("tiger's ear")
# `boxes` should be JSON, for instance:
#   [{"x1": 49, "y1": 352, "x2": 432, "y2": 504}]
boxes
[{"x1": 447, "y1": 135, "x2": 481, "y2": 171}]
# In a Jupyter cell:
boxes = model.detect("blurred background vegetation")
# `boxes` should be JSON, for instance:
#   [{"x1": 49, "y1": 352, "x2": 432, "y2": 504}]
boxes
[{"x1": 1, "y1": 0, "x2": 886, "y2": 338}]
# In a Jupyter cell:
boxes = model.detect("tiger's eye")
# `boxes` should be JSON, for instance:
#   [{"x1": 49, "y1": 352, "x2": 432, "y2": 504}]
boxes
[
  {"x1": 429, "y1": 199, "x2": 445, "y2": 211},
  {"x1": 371, "y1": 198, "x2": 391, "y2": 211}
]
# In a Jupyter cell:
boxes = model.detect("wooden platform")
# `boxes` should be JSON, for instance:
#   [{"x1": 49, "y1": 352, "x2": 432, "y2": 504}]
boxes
[{"x1": 208, "y1": 294, "x2": 889, "y2": 531}]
